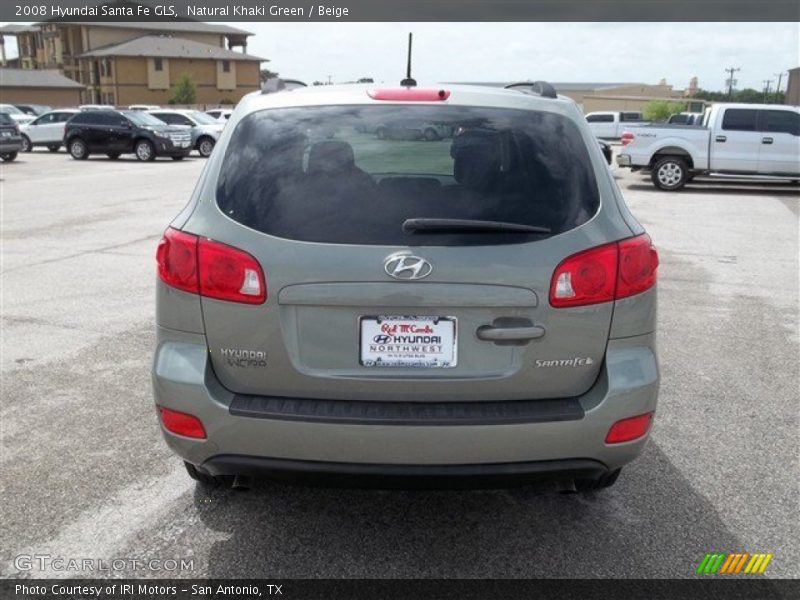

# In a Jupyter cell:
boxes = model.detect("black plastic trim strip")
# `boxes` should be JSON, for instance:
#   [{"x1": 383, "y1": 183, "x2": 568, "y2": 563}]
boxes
[{"x1": 229, "y1": 394, "x2": 584, "y2": 426}]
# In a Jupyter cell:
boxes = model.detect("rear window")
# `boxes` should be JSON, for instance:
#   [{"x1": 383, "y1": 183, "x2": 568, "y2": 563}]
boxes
[
  {"x1": 216, "y1": 105, "x2": 599, "y2": 246},
  {"x1": 722, "y1": 109, "x2": 757, "y2": 132},
  {"x1": 586, "y1": 114, "x2": 614, "y2": 123}
]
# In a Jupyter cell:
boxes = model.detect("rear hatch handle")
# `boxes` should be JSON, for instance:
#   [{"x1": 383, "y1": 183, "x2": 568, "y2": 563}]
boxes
[{"x1": 476, "y1": 324, "x2": 545, "y2": 342}]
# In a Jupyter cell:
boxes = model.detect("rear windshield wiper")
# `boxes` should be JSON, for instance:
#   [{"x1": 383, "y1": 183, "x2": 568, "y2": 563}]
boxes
[{"x1": 402, "y1": 218, "x2": 551, "y2": 235}]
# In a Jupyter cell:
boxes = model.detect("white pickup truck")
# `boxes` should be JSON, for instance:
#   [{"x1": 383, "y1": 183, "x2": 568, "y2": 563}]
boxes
[
  {"x1": 585, "y1": 111, "x2": 648, "y2": 139},
  {"x1": 617, "y1": 103, "x2": 800, "y2": 190}
]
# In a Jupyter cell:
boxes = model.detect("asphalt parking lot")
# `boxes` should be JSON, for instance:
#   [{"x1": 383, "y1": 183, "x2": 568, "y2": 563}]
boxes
[{"x1": 1, "y1": 149, "x2": 798, "y2": 579}]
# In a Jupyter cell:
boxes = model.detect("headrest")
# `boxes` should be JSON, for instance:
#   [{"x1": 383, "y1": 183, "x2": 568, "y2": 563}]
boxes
[
  {"x1": 307, "y1": 141, "x2": 356, "y2": 175},
  {"x1": 450, "y1": 129, "x2": 504, "y2": 189}
]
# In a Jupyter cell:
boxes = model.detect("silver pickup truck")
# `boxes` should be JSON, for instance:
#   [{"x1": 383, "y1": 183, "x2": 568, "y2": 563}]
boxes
[{"x1": 617, "y1": 103, "x2": 800, "y2": 190}]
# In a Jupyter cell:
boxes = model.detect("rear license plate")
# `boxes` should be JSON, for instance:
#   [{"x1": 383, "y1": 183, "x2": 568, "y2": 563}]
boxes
[{"x1": 360, "y1": 316, "x2": 457, "y2": 368}]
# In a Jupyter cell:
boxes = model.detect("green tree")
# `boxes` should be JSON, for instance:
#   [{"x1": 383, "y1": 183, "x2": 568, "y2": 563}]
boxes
[
  {"x1": 259, "y1": 68, "x2": 280, "y2": 83},
  {"x1": 169, "y1": 73, "x2": 197, "y2": 105},
  {"x1": 644, "y1": 99, "x2": 687, "y2": 122}
]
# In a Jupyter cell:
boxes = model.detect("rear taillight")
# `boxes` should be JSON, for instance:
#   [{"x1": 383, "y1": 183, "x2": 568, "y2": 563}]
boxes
[
  {"x1": 605, "y1": 412, "x2": 653, "y2": 444},
  {"x1": 549, "y1": 233, "x2": 658, "y2": 308},
  {"x1": 157, "y1": 406, "x2": 206, "y2": 439},
  {"x1": 621, "y1": 131, "x2": 634, "y2": 146},
  {"x1": 156, "y1": 227, "x2": 266, "y2": 304}
]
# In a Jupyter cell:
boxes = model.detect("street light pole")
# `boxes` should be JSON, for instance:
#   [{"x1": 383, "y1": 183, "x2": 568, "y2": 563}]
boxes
[{"x1": 763, "y1": 80, "x2": 772, "y2": 103}]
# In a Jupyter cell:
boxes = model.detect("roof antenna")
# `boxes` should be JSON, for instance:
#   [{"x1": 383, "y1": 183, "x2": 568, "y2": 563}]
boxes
[{"x1": 400, "y1": 33, "x2": 417, "y2": 87}]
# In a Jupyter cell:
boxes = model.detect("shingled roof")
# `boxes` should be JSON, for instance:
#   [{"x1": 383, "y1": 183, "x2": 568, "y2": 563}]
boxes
[
  {"x1": 0, "y1": 68, "x2": 84, "y2": 89},
  {"x1": 79, "y1": 35, "x2": 265, "y2": 62}
]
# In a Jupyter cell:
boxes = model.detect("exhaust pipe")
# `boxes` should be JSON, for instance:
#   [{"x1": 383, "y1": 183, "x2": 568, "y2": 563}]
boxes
[{"x1": 231, "y1": 474, "x2": 251, "y2": 491}]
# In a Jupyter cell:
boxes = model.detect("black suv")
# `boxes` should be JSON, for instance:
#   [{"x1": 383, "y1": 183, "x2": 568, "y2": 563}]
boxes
[{"x1": 64, "y1": 110, "x2": 192, "y2": 161}]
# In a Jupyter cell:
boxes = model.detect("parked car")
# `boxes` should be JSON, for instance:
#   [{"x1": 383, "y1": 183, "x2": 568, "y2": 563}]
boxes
[
  {"x1": 0, "y1": 104, "x2": 35, "y2": 125},
  {"x1": 14, "y1": 103, "x2": 52, "y2": 116},
  {"x1": 598, "y1": 139, "x2": 613, "y2": 165},
  {"x1": 63, "y1": 109, "x2": 192, "y2": 161},
  {"x1": 0, "y1": 113, "x2": 24, "y2": 161},
  {"x1": 19, "y1": 108, "x2": 80, "y2": 152},
  {"x1": 205, "y1": 108, "x2": 233, "y2": 122},
  {"x1": 148, "y1": 109, "x2": 225, "y2": 157},
  {"x1": 375, "y1": 118, "x2": 453, "y2": 141},
  {"x1": 617, "y1": 103, "x2": 800, "y2": 190},
  {"x1": 667, "y1": 112, "x2": 704, "y2": 126},
  {"x1": 585, "y1": 111, "x2": 648, "y2": 139},
  {"x1": 154, "y1": 83, "x2": 660, "y2": 492},
  {"x1": 128, "y1": 104, "x2": 160, "y2": 111},
  {"x1": 79, "y1": 104, "x2": 115, "y2": 111}
]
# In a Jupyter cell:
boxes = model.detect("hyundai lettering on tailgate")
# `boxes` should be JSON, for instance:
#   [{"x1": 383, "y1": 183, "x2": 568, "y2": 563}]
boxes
[{"x1": 360, "y1": 316, "x2": 457, "y2": 368}]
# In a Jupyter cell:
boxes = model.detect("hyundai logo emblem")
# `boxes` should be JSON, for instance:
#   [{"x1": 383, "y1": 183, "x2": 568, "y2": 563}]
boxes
[{"x1": 384, "y1": 254, "x2": 433, "y2": 280}]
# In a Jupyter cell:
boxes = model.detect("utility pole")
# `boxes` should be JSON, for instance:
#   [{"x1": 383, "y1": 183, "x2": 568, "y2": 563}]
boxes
[
  {"x1": 763, "y1": 80, "x2": 772, "y2": 103},
  {"x1": 725, "y1": 66, "x2": 740, "y2": 99},
  {"x1": 774, "y1": 72, "x2": 785, "y2": 100}
]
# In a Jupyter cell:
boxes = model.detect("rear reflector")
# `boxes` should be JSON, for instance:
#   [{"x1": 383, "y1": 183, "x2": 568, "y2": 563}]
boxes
[
  {"x1": 157, "y1": 227, "x2": 266, "y2": 304},
  {"x1": 368, "y1": 88, "x2": 450, "y2": 101},
  {"x1": 605, "y1": 412, "x2": 654, "y2": 444},
  {"x1": 158, "y1": 406, "x2": 206, "y2": 439},
  {"x1": 549, "y1": 233, "x2": 658, "y2": 308}
]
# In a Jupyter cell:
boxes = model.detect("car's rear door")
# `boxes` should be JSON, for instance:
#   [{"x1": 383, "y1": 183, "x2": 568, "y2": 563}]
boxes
[
  {"x1": 194, "y1": 102, "x2": 622, "y2": 403},
  {"x1": 757, "y1": 108, "x2": 800, "y2": 175}
]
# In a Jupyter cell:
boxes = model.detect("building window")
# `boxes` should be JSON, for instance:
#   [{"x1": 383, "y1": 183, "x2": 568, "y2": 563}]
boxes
[
  {"x1": 154, "y1": 57, "x2": 163, "y2": 72},
  {"x1": 222, "y1": 60, "x2": 230, "y2": 73}
]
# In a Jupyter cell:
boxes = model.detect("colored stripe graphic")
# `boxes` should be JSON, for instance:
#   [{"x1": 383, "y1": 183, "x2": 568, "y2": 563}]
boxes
[
  {"x1": 697, "y1": 553, "x2": 726, "y2": 574},
  {"x1": 699, "y1": 553, "x2": 773, "y2": 575}
]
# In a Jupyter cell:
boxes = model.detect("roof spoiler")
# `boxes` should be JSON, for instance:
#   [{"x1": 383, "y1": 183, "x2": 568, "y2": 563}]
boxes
[
  {"x1": 504, "y1": 81, "x2": 557, "y2": 99},
  {"x1": 261, "y1": 78, "x2": 308, "y2": 94}
]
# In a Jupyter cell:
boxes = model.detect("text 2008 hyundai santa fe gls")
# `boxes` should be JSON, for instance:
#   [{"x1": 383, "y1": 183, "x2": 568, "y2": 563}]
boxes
[{"x1": 152, "y1": 82, "x2": 659, "y2": 492}]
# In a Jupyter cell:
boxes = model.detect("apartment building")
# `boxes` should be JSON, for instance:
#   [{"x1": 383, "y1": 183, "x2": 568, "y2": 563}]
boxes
[{"x1": 0, "y1": 21, "x2": 263, "y2": 104}]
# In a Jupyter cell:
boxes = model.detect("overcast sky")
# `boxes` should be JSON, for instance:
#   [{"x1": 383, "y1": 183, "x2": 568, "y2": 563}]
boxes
[{"x1": 2, "y1": 22, "x2": 797, "y2": 91}]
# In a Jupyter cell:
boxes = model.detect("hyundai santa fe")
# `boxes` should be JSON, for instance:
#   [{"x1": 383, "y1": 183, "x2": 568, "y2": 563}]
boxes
[{"x1": 153, "y1": 82, "x2": 660, "y2": 491}]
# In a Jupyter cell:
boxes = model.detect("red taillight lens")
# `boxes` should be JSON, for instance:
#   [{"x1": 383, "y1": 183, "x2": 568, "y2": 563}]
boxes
[
  {"x1": 617, "y1": 234, "x2": 659, "y2": 299},
  {"x1": 549, "y1": 242, "x2": 619, "y2": 308},
  {"x1": 549, "y1": 234, "x2": 658, "y2": 308},
  {"x1": 156, "y1": 227, "x2": 266, "y2": 304},
  {"x1": 156, "y1": 228, "x2": 198, "y2": 294},
  {"x1": 198, "y1": 238, "x2": 266, "y2": 304},
  {"x1": 158, "y1": 406, "x2": 206, "y2": 439},
  {"x1": 621, "y1": 131, "x2": 634, "y2": 146},
  {"x1": 605, "y1": 412, "x2": 654, "y2": 444},
  {"x1": 367, "y1": 88, "x2": 450, "y2": 101}
]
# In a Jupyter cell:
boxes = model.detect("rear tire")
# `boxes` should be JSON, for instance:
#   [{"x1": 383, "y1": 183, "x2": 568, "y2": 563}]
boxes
[
  {"x1": 1, "y1": 152, "x2": 17, "y2": 162},
  {"x1": 69, "y1": 138, "x2": 88, "y2": 160},
  {"x1": 197, "y1": 136, "x2": 215, "y2": 157},
  {"x1": 575, "y1": 468, "x2": 622, "y2": 493},
  {"x1": 135, "y1": 139, "x2": 156, "y2": 162},
  {"x1": 651, "y1": 156, "x2": 688, "y2": 191},
  {"x1": 47, "y1": 144, "x2": 60, "y2": 152},
  {"x1": 184, "y1": 462, "x2": 233, "y2": 487},
  {"x1": 21, "y1": 135, "x2": 32, "y2": 152},
  {"x1": 423, "y1": 128, "x2": 439, "y2": 141}
]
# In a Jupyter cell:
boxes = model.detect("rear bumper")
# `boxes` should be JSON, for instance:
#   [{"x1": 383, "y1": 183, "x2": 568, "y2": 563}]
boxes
[
  {"x1": 0, "y1": 140, "x2": 23, "y2": 153},
  {"x1": 152, "y1": 329, "x2": 659, "y2": 477},
  {"x1": 202, "y1": 455, "x2": 608, "y2": 488}
]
